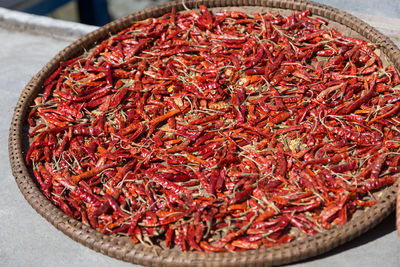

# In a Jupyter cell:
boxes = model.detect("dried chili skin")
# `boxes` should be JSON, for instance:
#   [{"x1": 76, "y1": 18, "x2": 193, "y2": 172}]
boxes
[{"x1": 27, "y1": 6, "x2": 400, "y2": 252}]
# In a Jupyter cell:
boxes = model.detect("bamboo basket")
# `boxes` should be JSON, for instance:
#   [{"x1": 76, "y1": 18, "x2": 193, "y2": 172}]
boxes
[{"x1": 9, "y1": 0, "x2": 400, "y2": 266}]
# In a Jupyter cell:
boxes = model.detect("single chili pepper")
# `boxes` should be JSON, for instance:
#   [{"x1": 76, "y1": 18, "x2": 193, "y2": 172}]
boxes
[
  {"x1": 253, "y1": 216, "x2": 290, "y2": 236},
  {"x1": 174, "y1": 227, "x2": 188, "y2": 252},
  {"x1": 330, "y1": 160, "x2": 357, "y2": 173},
  {"x1": 71, "y1": 162, "x2": 118, "y2": 183},
  {"x1": 75, "y1": 187, "x2": 103, "y2": 207},
  {"x1": 282, "y1": 200, "x2": 321, "y2": 213},
  {"x1": 164, "y1": 227, "x2": 174, "y2": 248},
  {"x1": 370, "y1": 153, "x2": 387, "y2": 179},
  {"x1": 109, "y1": 86, "x2": 128, "y2": 109},
  {"x1": 305, "y1": 153, "x2": 347, "y2": 166},
  {"x1": 38, "y1": 163, "x2": 53, "y2": 197},
  {"x1": 316, "y1": 49, "x2": 336, "y2": 57},
  {"x1": 28, "y1": 123, "x2": 47, "y2": 137},
  {"x1": 231, "y1": 239, "x2": 261, "y2": 249},
  {"x1": 186, "y1": 225, "x2": 202, "y2": 251},
  {"x1": 356, "y1": 200, "x2": 378, "y2": 207},
  {"x1": 358, "y1": 175, "x2": 397, "y2": 193},
  {"x1": 199, "y1": 241, "x2": 227, "y2": 252},
  {"x1": 369, "y1": 104, "x2": 400, "y2": 124},
  {"x1": 296, "y1": 30, "x2": 325, "y2": 43},
  {"x1": 149, "y1": 104, "x2": 189, "y2": 126},
  {"x1": 145, "y1": 170, "x2": 187, "y2": 195},
  {"x1": 197, "y1": 5, "x2": 213, "y2": 30},
  {"x1": 104, "y1": 193, "x2": 126, "y2": 217}
]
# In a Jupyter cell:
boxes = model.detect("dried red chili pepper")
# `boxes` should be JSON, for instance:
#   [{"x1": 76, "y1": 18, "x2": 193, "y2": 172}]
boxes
[{"x1": 26, "y1": 6, "x2": 400, "y2": 252}]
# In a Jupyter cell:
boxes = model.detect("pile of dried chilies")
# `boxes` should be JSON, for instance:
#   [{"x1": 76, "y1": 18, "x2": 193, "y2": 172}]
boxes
[{"x1": 26, "y1": 6, "x2": 400, "y2": 252}]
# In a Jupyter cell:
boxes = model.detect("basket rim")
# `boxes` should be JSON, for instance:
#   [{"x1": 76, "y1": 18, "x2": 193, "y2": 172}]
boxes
[{"x1": 9, "y1": 0, "x2": 400, "y2": 266}]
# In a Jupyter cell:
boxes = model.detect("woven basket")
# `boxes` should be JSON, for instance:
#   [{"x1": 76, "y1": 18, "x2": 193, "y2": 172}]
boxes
[{"x1": 9, "y1": 0, "x2": 400, "y2": 266}]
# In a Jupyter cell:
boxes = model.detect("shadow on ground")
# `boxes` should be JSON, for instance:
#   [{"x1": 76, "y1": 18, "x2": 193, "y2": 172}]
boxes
[{"x1": 291, "y1": 211, "x2": 396, "y2": 265}]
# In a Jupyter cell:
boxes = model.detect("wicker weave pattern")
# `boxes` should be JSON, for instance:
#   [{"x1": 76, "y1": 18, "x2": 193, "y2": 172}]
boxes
[{"x1": 9, "y1": 0, "x2": 400, "y2": 266}]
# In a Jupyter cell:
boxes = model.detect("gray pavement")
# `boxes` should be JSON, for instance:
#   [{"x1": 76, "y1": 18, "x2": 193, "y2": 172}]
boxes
[{"x1": 313, "y1": 0, "x2": 400, "y2": 19}]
